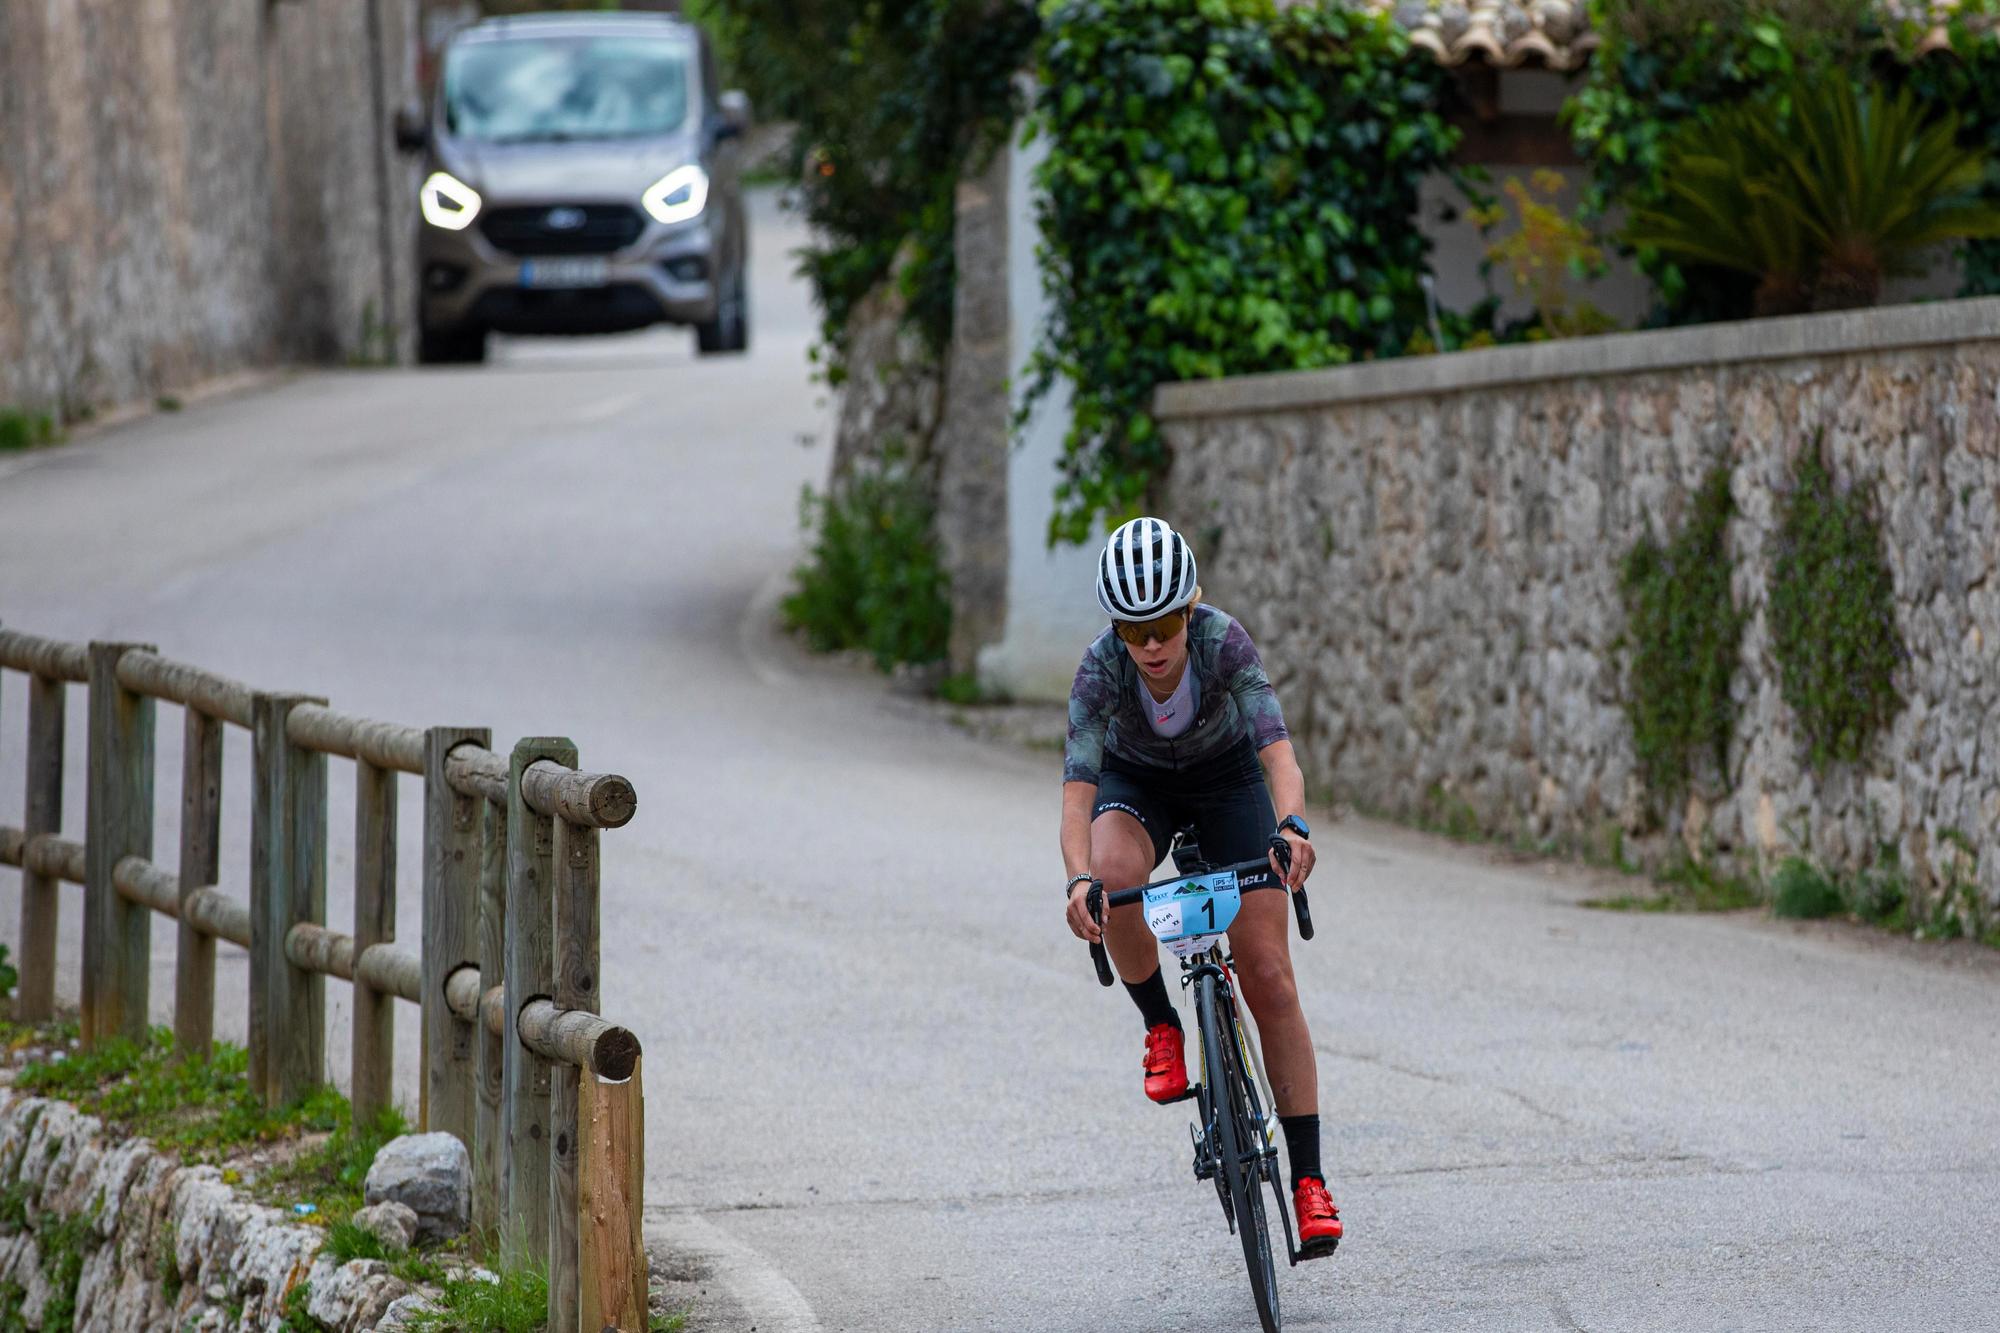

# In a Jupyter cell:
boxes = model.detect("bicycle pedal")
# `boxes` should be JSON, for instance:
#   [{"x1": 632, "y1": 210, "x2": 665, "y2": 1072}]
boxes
[
  {"x1": 1155, "y1": 1087, "x2": 1198, "y2": 1105},
  {"x1": 1293, "y1": 1237, "x2": 1341, "y2": 1264}
]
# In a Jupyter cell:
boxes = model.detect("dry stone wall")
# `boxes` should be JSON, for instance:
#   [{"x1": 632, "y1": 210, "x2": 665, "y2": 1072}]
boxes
[
  {"x1": 0, "y1": 1089, "x2": 411, "y2": 1332},
  {"x1": 0, "y1": 0, "x2": 421, "y2": 419},
  {"x1": 1158, "y1": 299, "x2": 2000, "y2": 917}
]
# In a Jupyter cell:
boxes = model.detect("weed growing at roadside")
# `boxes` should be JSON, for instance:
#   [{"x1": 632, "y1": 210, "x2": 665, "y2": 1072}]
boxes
[
  {"x1": 1583, "y1": 853, "x2": 1759, "y2": 912},
  {"x1": 404, "y1": 1264, "x2": 549, "y2": 1333},
  {"x1": 249, "y1": 1104, "x2": 408, "y2": 1222},
  {"x1": 0, "y1": 409, "x2": 59, "y2": 452},
  {"x1": 278, "y1": 1279, "x2": 324, "y2": 1332},
  {"x1": 783, "y1": 450, "x2": 951, "y2": 671},
  {"x1": 322, "y1": 1219, "x2": 389, "y2": 1265},
  {"x1": 0, "y1": 946, "x2": 15, "y2": 1002},
  {"x1": 1771, "y1": 856, "x2": 1844, "y2": 919}
]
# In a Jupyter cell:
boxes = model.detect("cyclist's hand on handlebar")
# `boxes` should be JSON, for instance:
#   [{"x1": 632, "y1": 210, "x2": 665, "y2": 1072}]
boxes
[
  {"x1": 1066, "y1": 880, "x2": 1104, "y2": 943},
  {"x1": 1271, "y1": 831, "x2": 1315, "y2": 891}
]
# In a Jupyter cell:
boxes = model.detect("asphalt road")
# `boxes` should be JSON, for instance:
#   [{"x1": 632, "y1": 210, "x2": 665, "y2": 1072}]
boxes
[{"x1": 3, "y1": 190, "x2": 1998, "y2": 1333}]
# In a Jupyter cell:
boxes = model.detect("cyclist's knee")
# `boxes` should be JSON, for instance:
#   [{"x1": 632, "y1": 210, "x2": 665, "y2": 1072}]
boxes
[
  {"x1": 1089, "y1": 821, "x2": 1155, "y2": 890},
  {"x1": 1236, "y1": 955, "x2": 1298, "y2": 1012}
]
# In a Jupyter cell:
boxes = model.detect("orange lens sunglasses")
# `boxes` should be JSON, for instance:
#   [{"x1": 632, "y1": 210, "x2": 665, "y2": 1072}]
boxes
[{"x1": 1114, "y1": 607, "x2": 1192, "y2": 646}]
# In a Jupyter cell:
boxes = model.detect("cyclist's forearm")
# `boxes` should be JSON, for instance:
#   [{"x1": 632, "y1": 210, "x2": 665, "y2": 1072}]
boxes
[
  {"x1": 1259, "y1": 739, "x2": 1306, "y2": 822},
  {"x1": 1061, "y1": 781, "x2": 1098, "y2": 878}
]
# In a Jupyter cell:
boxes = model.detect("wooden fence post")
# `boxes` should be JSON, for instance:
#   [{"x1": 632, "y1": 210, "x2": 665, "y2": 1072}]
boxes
[
  {"x1": 352, "y1": 757, "x2": 398, "y2": 1127},
  {"x1": 83, "y1": 643, "x2": 157, "y2": 1046},
  {"x1": 250, "y1": 692, "x2": 328, "y2": 1108},
  {"x1": 503, "y1": 737, "x2": 575, "y2": 1270},
  {"x1": 579, "y1": 1056, "x2": 647, "y2": 1333},
  {"x1": 175, "y1": 705, "x2": 224, "y2": 1057},
  {"x1": 17, "y1": 673, "x2": 66, "y2": 1023},
  {"x1": 475, "y1": 794, "x2": 508, "y2": 1242},
  {"x1": 421, "y1": 726, "x2": 488, "y2": 1143},
  {"x1": 548, "y1": 815, "x2": 601, "y2": 1333}
]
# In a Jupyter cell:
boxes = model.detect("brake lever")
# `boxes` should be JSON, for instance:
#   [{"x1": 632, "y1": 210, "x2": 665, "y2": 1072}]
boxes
[
  {"x1": 1270, "y1": 835, "x2": 1314, "y2": 941},
  {"x1": 1086, "y1": 881, "x2": 1115, "y2": 987}
]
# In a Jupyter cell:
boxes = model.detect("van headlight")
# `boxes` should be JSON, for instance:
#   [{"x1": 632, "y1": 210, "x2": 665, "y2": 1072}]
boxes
[
  {"x1": 421, "y1": 171, "x2": 482, "y2": 231},
  {"x1": 642, "y1": 165, "x2": 708, "y2": 226}
]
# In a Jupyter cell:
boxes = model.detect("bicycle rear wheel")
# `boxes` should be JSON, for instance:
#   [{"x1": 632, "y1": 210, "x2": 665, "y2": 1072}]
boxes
[{"x1": 1198, "y1": 974, "x2": 1280, "y2": 1333}]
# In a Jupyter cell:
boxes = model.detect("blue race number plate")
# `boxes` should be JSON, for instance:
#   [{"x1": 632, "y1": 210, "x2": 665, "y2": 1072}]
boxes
[{"x1": 1143, "y1": 871, "x2": 1242, "y2": 959}]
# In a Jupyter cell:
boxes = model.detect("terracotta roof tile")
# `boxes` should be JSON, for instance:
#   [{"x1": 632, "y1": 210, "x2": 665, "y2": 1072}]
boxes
[{"x1": 1273, "y1": 0, "x2": 1980, "y2": 70}]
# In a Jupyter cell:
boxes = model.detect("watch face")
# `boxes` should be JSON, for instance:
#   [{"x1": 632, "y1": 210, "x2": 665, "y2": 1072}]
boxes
[{"x1": 1284, "y1": 816, "x2": 1310, "y2": 839}]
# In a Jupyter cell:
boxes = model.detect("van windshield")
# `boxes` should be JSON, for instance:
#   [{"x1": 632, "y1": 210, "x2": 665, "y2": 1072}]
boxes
[{"x1": 445, "y1": 35, "x2": 692, "y2": 143}]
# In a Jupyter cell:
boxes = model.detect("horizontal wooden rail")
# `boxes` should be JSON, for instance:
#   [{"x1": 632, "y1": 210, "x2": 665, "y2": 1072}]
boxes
[
  {"x1": 0, "y1": 827, "x2": 86, "y2": 883},
  {"x1": 0, "y1": 630, "x2": 88, "y2": 682},
  {"x1": 443, "y1": 964, "x2": 639, "y2": 1081},
  {"x1": 114, "y1": 651, "x2": 254, "y2": 727},
  {"x1": 520, "y1": 764, "x2": 637, "y2": 829},
  {"x1": 285, "y1": 923, "x2": 425, "y2": 1002},
  {"x1": 287, "y1": 704, "x2": 426, "y2": 774},
  {"x1": 102, "y1": 855, "x2": 252, "y2": 947},
  {"x1": 445, "y1": 744, "x2": 510, "y2": 803}
]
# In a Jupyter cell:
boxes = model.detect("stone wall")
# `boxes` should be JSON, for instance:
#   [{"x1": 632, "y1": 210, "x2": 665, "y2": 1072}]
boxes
[
  {"x1": 0, "y1": 1089, "x2": 412, "y2": 1332},
  {"x1": 0, "y1": 0, "x2": 421, "y2": 420},
  {"x1": 1157, "y1": 299, "x2": 2000, "y2": 917}
]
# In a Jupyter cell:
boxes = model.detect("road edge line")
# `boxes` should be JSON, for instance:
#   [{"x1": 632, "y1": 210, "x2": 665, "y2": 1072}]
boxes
[{"x1": 646, "y1": 1212, "x2": 825, "y2": 1333}]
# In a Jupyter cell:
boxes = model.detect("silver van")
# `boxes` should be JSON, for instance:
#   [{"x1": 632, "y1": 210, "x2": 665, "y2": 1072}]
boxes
[{"x1": 400, "y1": 12, "x2": 750, "y2": 363}]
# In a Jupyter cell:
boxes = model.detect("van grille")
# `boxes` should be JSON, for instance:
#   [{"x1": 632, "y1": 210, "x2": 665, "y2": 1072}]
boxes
[{"x1": 481, "y1": 205, "x2": 645, "y2": 256}]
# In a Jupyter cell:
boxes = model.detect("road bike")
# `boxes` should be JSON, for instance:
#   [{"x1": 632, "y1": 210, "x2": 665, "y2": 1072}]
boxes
[{"x1": 1085, "y1": 832, "x2": 1330, "y2": 1333}]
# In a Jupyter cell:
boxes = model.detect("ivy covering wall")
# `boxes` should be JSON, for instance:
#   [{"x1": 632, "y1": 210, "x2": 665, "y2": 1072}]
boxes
[{"x1": 1026, "y1": 0, "x2": 1462, "y2": 542}]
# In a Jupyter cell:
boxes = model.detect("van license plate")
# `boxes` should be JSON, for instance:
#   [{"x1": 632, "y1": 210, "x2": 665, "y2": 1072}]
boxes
[{"x1": 521, "y1": 258, "x2": 609, "y2": 289}]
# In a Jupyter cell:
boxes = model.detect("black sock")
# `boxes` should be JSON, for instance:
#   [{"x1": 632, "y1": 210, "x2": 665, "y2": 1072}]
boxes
[
  {"x1": 1281, "y1": 1114, "x2": 1322, "y2": 1189},
  {"x1": 1123, "y1": 968, "x2": 1179, "y2": 1032}
]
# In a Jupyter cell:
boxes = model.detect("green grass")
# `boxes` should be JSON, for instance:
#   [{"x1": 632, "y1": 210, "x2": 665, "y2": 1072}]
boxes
[
  {"x1": 0, "y1": 408, "x2": 59, "y2": 452},
  {"x1": 14, "y1": 1029, "x2": 352, "y2": 1163},
  {"x1": 1771, "y1": 856, "x2": 1845, "y2": 919},
  {"x1": 248, "y1": 1103, "x2": 409, "y2": 1222},
  {"x1": 322, "y1": 1219, "x2": 389, "y2": 1264},
  {"x1": 403, "y1": 1265, "x2": 549, "y2": 1333},
  {"x1": 1582, "y1": 854, "x2": 1760, "y2": 912}
]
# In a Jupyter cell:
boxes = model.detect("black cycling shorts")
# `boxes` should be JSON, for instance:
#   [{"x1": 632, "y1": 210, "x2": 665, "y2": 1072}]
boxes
[{"x1": 1091, "y1": 736, "x2": 1277, "y2": 870}]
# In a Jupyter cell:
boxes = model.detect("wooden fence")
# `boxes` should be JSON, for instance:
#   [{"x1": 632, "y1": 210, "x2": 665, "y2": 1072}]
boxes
[{"x1": 0, "y1": 629, "x2": 648, "y2": 1332}]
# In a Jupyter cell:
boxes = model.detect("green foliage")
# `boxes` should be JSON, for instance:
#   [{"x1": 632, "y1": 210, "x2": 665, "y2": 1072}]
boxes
[
  {"x1": 1569, "y1": 1, "x2": 2000, "y2": 320},
  {"x1": 251, "y1": 1104, "x2": 410, "y2": 1222},
  {"x1": 1624, "y1": 74, "x2": 2000, "y2": 314},
  {"x1": 15, "y1": 1031, "x2": 351, "y2": 1162},
  {"x1": 278, "y1": 1280, "x2": 327, "y2": 1333},
  {"x1": 1027, "y1": 0, "x2": 1461, "y2": 541},
  {"x1": 404, "y1": 1264, "x2": 550, "y2": 1333},
  {"x1": 1617, "y1": 466, "x2": 1743, "y2": 807},
  {"x1": 694, "y1": 0, "x2": 1036, "y2": 366},
  {"x1": 323, "y1": 1220, "x2": 390, "y2": 1265},
  {"x1": 1767, "y1": 444, "x2": 1903, "y2": 770},
  {"x1": 1582, "y1": 854, "x2": 1760, "y2": 911},
  {"x1": 1771, "y1": 855, "x2": 1845, "y2": 918},
  {"x1": 0, "y1": 946, "x2": 15, "y2": 1002},
  {"x1": 157, "y1": 1218, "x2": 182, "y2": 1303},
  {"x1": 782, "y1": 456, "x2": 951, "y2": 670},
  {"x1": 35, "y1": 1207, "x2": 94, "y2": 1333},
  {"x1": 0, "y1": 409, "x2": 59, "y2": 452},
  {"x1": 1469, "y1": 171, "x2": 1619, "y2": 340}
]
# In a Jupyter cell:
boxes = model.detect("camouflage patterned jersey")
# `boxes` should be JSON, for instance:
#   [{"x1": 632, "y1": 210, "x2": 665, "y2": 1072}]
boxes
[{"x1": 1063, "y1": 605, "x2": 1289, "y2": 784}]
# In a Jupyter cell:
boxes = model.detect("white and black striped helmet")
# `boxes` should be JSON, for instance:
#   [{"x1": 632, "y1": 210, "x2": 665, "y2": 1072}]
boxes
[{"x1": 1096, "y1": 517, "x2": 1198, "y2": 619}]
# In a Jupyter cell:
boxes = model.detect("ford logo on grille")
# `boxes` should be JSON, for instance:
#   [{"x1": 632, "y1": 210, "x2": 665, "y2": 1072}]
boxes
[{"x1": 544, "y1": 207, "x2": 587, "y2": 232}]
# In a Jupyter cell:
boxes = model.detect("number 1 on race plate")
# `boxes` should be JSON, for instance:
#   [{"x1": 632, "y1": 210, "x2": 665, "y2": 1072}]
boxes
[{"x1": 1143, "y1": 871, "x2": 1243, "y2": 959}]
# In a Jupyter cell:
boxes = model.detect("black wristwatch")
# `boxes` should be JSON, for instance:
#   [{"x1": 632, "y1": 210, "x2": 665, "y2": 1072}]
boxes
[{"x1": 1278, "y1": 814, "x2": 1311, "y2": 841}]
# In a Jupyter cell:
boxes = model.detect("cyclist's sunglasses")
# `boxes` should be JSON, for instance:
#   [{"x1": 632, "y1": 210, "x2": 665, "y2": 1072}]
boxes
[{"x1": 1114, "y1": 607, "x2": 1192, "y2": 646}]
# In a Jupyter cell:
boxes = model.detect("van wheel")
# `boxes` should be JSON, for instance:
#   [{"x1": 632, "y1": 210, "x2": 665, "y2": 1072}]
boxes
[
  {"x1": 419, "y1": 322, "x2": 487, "y2": 365},
  {"x1": 696, "y1": 267, "x2": 749, "y2": 356}
]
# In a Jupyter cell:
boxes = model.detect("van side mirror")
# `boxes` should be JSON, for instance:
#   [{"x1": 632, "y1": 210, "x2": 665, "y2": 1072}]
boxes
[
  {"x1": 393, "y1": 102, "x2": 429, "y2": 155},
  {"x1": 716, "y1": 90, "x2": 752, "y2": 141}
]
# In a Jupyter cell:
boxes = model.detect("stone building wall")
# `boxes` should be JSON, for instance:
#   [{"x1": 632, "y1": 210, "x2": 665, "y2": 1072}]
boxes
[
  {"x1": 1157, "y1": 299, "x2": 2000, "y2": 917},
  {"x1": 0, "y1": 0, "x2": 421, "y2": 420}
]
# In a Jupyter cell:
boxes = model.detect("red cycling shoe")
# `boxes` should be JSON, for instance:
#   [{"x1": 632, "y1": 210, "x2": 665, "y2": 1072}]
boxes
[
  {"x1": 1142, "y1": 1023, "x2": 1190, "y2": 1103},
  {"x1": 1293, "y1": 1177, "x2": 1343, "y2": 1250}
]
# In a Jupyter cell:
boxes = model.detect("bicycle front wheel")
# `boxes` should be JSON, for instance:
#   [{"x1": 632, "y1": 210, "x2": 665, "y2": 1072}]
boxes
[{"x1": 1198, "y1": 974, "x2": 1279, "y2": 1333}]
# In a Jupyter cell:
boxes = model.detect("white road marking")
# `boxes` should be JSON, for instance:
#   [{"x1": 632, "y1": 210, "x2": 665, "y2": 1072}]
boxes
[
  {"x1": 647, "y1": 1212, "x2": 824, "y2": 1333},
  {"x1": 574, "y1": 391, "x2": 645, "y2": 423}
]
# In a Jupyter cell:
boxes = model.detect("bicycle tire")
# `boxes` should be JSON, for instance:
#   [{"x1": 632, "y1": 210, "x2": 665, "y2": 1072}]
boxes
[{"x1": 1198, "y1": 974, "x2": 1280, "y2": 1333}]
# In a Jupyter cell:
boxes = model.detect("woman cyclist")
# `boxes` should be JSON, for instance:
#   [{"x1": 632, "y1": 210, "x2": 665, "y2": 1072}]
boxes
[{"x1": 1060, "y1": 516, "x2": 1341, "y2": 1249}]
